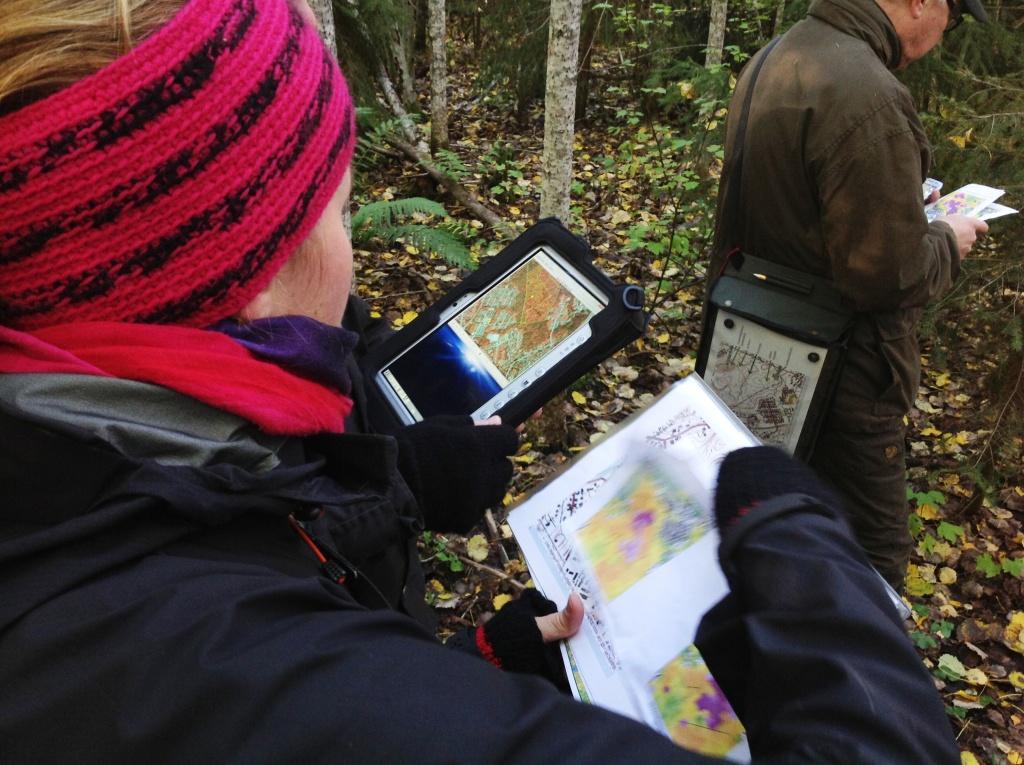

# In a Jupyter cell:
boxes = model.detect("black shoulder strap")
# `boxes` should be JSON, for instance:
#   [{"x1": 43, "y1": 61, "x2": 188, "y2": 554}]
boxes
[{"x1": 721, "y1": 36, "x2": 782, "y2": 239}]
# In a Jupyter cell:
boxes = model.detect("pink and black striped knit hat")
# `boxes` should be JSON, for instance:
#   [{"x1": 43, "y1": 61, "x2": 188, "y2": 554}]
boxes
[{"x1": 0, "y1": 0, "x2": 356, "y2": 330}]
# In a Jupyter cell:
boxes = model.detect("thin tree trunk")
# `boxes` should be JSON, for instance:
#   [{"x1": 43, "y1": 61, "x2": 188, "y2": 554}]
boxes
[
  {"x1": 390, "y1": 33, "x2": 416, "y2": 107},
  {"x1": 773, "y1": 0, "x2": 786, "y2": 36},
  {"x1": 306, "y1": 0, "x2": 337, "y2": 55},
  {"x1": 575, "y1": 0, "x2": 600, "y2": 123},
  {"x1": 705, "y1": 0, "x2": 727, "y2": 68},
  {"x1": 540, "y1": 0, "x2": 584, "y2": 223},
  {"x1": 306, "y1": 0, "x2": 351, "y2": 238},
  {"x1": 376, "y1": 61, "x2": 428, "y2": 152},
  {"x1": 427, "y1": 0, "x2": 450, "y2": 153}
]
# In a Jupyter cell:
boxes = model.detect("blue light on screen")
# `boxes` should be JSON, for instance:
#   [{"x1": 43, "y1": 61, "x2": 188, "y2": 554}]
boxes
[{"x1": 387, "y1": 324, "x2": 503, "y2": 418}]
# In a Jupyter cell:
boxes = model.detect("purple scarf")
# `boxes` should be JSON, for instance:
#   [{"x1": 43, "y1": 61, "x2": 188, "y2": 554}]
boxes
[{"x1": 213, "y1": 316, "x2": 358, "y2": 395}]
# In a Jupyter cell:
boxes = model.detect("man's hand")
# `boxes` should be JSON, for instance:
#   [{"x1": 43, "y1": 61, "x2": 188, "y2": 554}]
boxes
[{"x1": 938, "y1": 214, "x2": 989, "y2": 260}]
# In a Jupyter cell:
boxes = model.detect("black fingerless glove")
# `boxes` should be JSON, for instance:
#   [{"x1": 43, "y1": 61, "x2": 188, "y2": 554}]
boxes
[
  {"x1": 714, "y1": 446, "x2": 841, "y2": 529},
  {"x1": 393, "y1": 415, "x2": 519, "y2": 533},
  {"x1": 447, "y1": 589, "x2": 569, "y2": 691}
]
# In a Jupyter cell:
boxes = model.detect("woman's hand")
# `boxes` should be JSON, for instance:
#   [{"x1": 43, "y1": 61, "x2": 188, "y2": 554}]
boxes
[
  {"x1": 536, "y1": 592, "x2": 585, "y2": 642},
  {"x1": 394, "y1": 415, "x2": 518, "y2": 533}
]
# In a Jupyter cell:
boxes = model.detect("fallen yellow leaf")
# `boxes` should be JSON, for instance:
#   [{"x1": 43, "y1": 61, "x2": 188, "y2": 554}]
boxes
[
  {"x1": 1005, "y1": 612, "x2": 1024, "y2": 655},
  {"x1": 1008, "y1": 671, "x2": 1024, "y2": 689},
  {"x1": 965, "y1": 668, "x2": 988, "y2": 685},
  {"x1": 961, "y1": 753, "x2": 981, "y2": 765},
  {"x1": 401, "y1": 310, "x2": 418, "y2": 324},
  {"x1": 934, "y1": 372, "x2": 951, "y2": 387},
  {"x1": 466, "y1": 534, "x2": 489, "y2": 563},
  {"x1": 493, "y1": 593, "x2": 513, "y2": 611},
  {"x1": 1008, "y1": 752, "x2": 1022, "y2": 765},
  {"x1": 939, "y1": 567, "x2": 958, "y2": 585},
  {"x1": 656, "y1": 332, "x2": 670, "y2": 344},
  {"x1": 917, "y1": 502, "x2": 941, "y2": 520},
  {"x1": 571, "y1": 391, "x2": 587, "y2": 406},
  {"x1": 920, "y1": 427, "x2": 942, "y2": 437},
  {"x1": 906, "y1": 564, "x2": 935, "y2": 596}
]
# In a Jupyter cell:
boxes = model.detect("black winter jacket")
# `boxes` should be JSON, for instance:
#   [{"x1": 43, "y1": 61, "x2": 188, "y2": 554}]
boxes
[{"x1": 0, "y1": 378, "x2": 957, "y2": 763}]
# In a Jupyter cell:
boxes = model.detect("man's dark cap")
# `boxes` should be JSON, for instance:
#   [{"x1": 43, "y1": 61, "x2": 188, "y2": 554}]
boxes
[{"x1": 962, "y1": 0, "x2": 989, "y2": 24}]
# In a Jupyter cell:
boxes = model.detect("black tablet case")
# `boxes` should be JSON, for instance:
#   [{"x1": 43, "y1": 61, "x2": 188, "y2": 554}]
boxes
[{"x1": 360, "y1": 218, "x2": 649, "y2": 432}]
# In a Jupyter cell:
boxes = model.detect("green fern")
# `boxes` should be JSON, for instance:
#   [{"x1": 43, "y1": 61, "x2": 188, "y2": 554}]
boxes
[
  {"x1": 391, "y1": 225, "x2": 473, "y2": 269},
  {"x1": 432, "y1": 149, "x2": 471, "y2": 183},
  {"x1": 352, "y1": 197, "x2": 448, "y2": 230},
  {"x1": 351, "y1": 197, "x2": 473, "y2": 268}
]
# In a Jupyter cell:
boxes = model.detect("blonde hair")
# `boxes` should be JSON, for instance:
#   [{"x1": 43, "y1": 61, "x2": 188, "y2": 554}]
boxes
[{"x1": 0, "y1": 0, "x2": 184, "y2": 115}]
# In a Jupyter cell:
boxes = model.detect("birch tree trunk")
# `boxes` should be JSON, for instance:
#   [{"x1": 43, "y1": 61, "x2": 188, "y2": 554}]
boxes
[
  {"x1": 390, "y1": 33, "x2": 416, "y2": 107},
  {"x1": 306, "y1": 0, "x2": 337, "y2": 55},
  {"x1": 705, "y1": 0, "x2": 728, "y2": 68},
  {"x1": 427, "y1": 0, "x2": 450, "y2": 153},
  {"x1": 540, "y1": 0, "x2": 583, "y2": 223},
  {"x1": 305, "y1": 0, "x2": 350, "y2": 236}
]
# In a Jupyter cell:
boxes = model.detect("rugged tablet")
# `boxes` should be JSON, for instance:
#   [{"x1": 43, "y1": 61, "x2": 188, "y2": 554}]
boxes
[{"x1": 361, "y1": 219, "x2": 648, "y2": 430}]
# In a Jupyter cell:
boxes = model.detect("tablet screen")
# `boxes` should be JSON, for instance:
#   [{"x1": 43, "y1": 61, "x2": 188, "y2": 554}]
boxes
[{"x1": 378, "y1": 246, "x2": 606, "y2": 422}]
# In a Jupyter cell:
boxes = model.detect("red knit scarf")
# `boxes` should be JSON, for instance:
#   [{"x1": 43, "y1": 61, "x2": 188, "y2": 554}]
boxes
[{"x1": 0, "y1": 323, "x2": 351, "y2": 435}]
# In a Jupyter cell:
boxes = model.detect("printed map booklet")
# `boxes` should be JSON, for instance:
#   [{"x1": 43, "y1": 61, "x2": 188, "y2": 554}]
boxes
[
  {"x1": 508, "y1": 375, "x2": 757, "y2": 761},
  {"x1": 923, "y1": 180, "x2": 1017, "y2": 222}
]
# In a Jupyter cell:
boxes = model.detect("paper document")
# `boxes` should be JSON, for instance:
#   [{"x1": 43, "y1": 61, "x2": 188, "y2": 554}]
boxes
[
  {"x1": 925, "y1": 183, "x2": 1017, "y2": 221},
  {"x1": 508, "y1": 375, "x2": 757, "y2": 761}
]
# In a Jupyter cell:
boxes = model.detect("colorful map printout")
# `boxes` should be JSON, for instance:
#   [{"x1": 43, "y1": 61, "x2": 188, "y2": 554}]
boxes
[
  {"x1": 650, "y1": 645, "x2": 745, "y2": 756},
  {"x1": 925, "y1": 183, "x2": 1006, "y2": 222},
  {"x1": 575, "y1": 457, "x2": 708, "y2": 602},
  {"x1": 508, "y1": 377, "x2": 758, "y2": 760},
  {"x1": 456, "y1": 255, "x2": 597, "y2": 381}
]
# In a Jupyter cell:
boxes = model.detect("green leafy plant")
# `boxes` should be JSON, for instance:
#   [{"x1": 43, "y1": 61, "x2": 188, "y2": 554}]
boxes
[
  {"x1": 351, "y1": 197, "x2": 473, "y2": 268},
  {"x1": 432, "y1": 149, "x2": 472, "y2": 184},
  {"x1": 420, "y1": 531, "x2": 464, "y2": 573}
]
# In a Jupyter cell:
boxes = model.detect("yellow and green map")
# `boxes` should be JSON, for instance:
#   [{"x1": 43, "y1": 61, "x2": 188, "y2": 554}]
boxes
[
  {"x1": 456, "y1": 257, "x2": 594, "y2": 381},
  {"x1": 650, "y1": 645, "x2": 745, "y2": 756},
  {"x1": 575, "y1": 459, "x2": 707, "y2": 601}
]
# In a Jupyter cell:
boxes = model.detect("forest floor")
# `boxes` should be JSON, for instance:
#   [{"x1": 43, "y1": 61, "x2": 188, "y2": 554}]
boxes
[{"x1": 352, "y1": 57, "x2": 1024, "y2": 764}]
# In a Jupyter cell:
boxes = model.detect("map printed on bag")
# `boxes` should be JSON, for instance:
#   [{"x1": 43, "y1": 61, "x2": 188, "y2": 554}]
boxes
[{"x1": 702, "y1": 311, "x2": 824, "y2": 454}]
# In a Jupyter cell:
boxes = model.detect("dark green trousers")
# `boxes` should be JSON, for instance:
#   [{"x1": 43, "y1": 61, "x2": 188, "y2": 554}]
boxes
[{"x1": 810, "y1": 422, "x2": 910, "y2": 588}]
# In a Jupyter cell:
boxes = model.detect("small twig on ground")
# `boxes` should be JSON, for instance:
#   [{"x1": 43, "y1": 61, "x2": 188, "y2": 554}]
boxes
[
  {"x1": 456, "y1": 554, "x2": 526, "y2": 590},
  {"x1": 483, "y1": 509, "x2": 500, "y2": 539}
]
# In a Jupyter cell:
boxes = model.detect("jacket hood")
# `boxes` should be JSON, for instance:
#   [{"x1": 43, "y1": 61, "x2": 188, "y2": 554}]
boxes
[
  {"x1": 0, "y1": 393, "x2": 407, "y2": 632},
  {"x1": 808, "y1": 0, "x2": 903, "y2": 70}
]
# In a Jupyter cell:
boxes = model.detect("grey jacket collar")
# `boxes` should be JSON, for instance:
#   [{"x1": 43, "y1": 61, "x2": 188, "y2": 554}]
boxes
[{"x1": 0, "y1": 373, "x2": 286, "y2": 471}]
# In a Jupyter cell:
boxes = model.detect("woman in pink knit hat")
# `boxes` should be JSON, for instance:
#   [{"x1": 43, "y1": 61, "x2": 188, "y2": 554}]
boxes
[
  {"x1": 0, "y1": 2, "x2": 962, "y2": 763},
  {"x1": 0, "y1": 0, "x2": 593, "y2": 757}
]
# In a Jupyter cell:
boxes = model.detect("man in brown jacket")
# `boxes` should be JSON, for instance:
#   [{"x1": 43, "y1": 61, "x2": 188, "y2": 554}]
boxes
[{"x1": 708, "y1": 0, "x2": 989, "y2": 587}]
